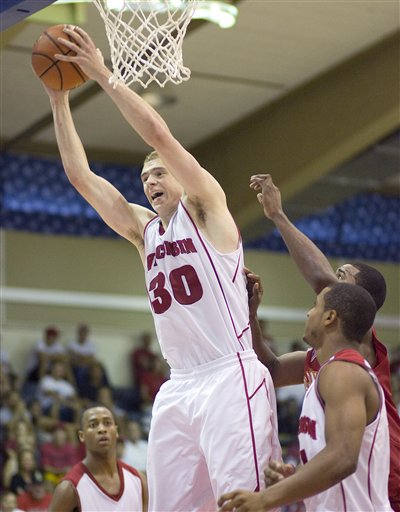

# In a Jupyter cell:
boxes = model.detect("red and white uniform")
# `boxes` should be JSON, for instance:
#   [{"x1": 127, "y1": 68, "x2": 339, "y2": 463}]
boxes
[
  {"x1": 62, "y1": 460, "x2": 143, "y2": 511},
  {"x1": 299, "y1": 349, "x2": 392, "y2": 512},
  {"x1": 304, "y1": 329, "x2": 400, "y2": 511},
  {"x1": 144, "y1": 202, "x2": 281, "y2": 511}
]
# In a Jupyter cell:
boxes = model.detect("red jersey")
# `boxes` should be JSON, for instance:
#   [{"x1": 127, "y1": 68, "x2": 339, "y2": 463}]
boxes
[
  {"x1": 304, "y1": 329, "x2": 400, "y2": 511},
  {"x1": 62, "y1": 460, "x2": 143, "y2": 511}
]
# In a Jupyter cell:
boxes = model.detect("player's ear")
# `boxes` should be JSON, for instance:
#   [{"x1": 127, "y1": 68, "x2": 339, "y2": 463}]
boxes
[
  {"x1": 324, "y1": 309, "x2": 337, "y2": 327},
  {"x1": 78, "y1": 430, "x2": 84, "y2": 443}
]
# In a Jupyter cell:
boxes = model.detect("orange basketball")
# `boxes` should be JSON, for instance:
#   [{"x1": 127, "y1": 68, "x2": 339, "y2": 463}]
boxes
[{"x1": 32, "y1": 24, "x2": 88, "y2": 91}]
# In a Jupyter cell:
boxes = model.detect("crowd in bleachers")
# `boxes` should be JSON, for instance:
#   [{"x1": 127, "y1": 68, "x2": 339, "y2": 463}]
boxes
[
  {"x1": 0, "y1": 325, "x2": 168, "y2": 512},
  {"x1": 0, "y1": 323, "x2": 399, "y2": 512}
]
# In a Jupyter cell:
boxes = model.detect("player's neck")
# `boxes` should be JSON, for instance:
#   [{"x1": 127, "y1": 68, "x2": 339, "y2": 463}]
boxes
[
  {"x1": 84, "y1": 454, "x2": 118, "y2": 477},
  {"x1": 317, "y1": 333, "x2": 360, "y2": 365}
]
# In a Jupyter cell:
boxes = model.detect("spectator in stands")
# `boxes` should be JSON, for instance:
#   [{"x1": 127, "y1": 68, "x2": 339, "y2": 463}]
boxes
[
  {"x1": 0, "y1": 390, "x2": 30, "y2": 429},
  {"x1": 0, "y1": 490, "x2": 24, "y2": 512},
  {"x1": 40, "y1": 424, "x2": 79, "y2": 487},
  {"x1": 16, "y1": 471, "x2": 52, "y2": 512},
  {"x1": 140, "y1": 356, "x2": 168, "y2": 405},
  {"x1": 26, "y1": 400, "x2": 57, "y2": 444},
  {"x1": 38, "y1": 361, "x2": 80, "y2": 423},
  {"x1": 0, "y1": 348, "x2": 19, "y2": 391},
  {"x1": 130, "y1": 332, "x2": 156, "y2": 386},
  {"x1": 9, "y1": 449, "x2": 40, "y2": 496},
  {"x1": 121, "y1": 420, "x2": 148, "y2": 473},
  {"x1": 96, "y1": 386, "x2": 126, "y2": 427},
  {"x1": 25, "y1": 326, "x2": 67, "y2": 384},
  {"x1": 67, "y1": 324, "x2": 97, "y2": 365},
  {"x1": 76, "y1": 361, "x2": 109, "y2": 405}
]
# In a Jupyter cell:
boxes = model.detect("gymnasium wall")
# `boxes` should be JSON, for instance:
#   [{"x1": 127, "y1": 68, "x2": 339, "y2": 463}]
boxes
[{"x1": 1, "y1": 230, "x2": 399, "y2": 386}]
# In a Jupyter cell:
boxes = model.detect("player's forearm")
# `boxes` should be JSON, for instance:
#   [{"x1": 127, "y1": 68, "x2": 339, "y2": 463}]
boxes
[
  {"x1": 250, "y1": 316, "x2": 279, "y2": 380},
  {"x1": 95, "y1": 67, "x2": 171, "y2": 149},
  {"x1": 50, "y1": 97, "x2": 92, "y2": 185},
  {"x1": 271, "y1": 211, "x2": 337, "y2": 293},
  {"x1": 261, "y1": 446, "x2": 356, "y2": 509}
]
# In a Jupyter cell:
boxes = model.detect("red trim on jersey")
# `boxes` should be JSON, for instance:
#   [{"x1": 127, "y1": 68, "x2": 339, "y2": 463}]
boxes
[
  {"x1": 248, "y1": 378, "x2": 266, "y2": 400},
  {"x1": 63, "y1": 460, "x2": 140, "y2": 503},
  {"x1": 180, "y1": 201, "x2": 245, "y2": 351},
  {"x1": 232, "y1": 252, "x2": 241, "y2": 283},
  {"x1": 237, "y1": 352, "x2": 260, "y2": 492},
  {"x1": 143, "y1": 214, "x2": 159, "y2": 239},
  {"x1": 339, "y1": 481, "x2": 347, "y2": 511}
]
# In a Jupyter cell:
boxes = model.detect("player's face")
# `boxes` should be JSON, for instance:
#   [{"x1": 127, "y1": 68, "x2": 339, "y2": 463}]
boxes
[
  {"x1": 335, "y1": 264, "x2": 359, "y2": 284},
  {"x1": 79, "y1": 407, "x2": 118, "y2": 454},
  {"x1": 141, "y1": 159, "x2": 183, "y2": 215},
  {"x1": 303, "y1": 288, "x2": 329, "y2": 347}
]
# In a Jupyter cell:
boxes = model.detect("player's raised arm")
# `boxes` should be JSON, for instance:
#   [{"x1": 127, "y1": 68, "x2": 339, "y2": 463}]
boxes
[
  {"x1": 42, "y1": 86, "x2": 155, "y2": 252},
  {"x1": 250, "y1": 174, "x2": 337, "y2": 293},
  {"x1": 246, "y1": 268, "x2": 306, "y2": 386},
  {"x1": 56, "y1": 26, "x2": 226, "y2": 213}
]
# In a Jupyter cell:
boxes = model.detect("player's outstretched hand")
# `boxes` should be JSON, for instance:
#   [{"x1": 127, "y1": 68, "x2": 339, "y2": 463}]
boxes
[
  {"x1": 55, "y1": 26, "x2": 108, "y2": 82},
  {"x1": 244, "y1": 267, "x2": 263, "y2": 318},
  {"x1": 249, "y1": 174, "x2": 283, "y2": 221},
  {"x1": 218, "y1": 490, "x2": 269, "y2": 512},
  {"x1": 264, "y1": 460, "x2": 295, "y2": 487}
]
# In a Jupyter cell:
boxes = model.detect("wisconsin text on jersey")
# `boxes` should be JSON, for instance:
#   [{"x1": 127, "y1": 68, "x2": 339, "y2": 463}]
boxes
[{"x1": 147, "y1": 238, "x2": 198, "y2": 270}]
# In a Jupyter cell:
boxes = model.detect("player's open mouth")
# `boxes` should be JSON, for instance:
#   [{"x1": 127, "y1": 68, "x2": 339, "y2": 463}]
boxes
[{"x1": 152, "y1": 192, "x2": 163, "y2": 200}]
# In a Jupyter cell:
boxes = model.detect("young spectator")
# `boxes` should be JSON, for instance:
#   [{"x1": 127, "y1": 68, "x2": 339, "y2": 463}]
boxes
[
  {"x1": 9, "y1": 449, "x2": 39, "y2": 496},
  {"x1": 40, "y1": 424, "x2": 79, "y2": 486},
  {"x1": 76, "y1": 362, "x2": 109, "y2": 405},
  {"x1": 16, "y1": 471, "x2": 52, "y2": 512},
  {"x1": 25, "y1": 326, "x2": 67, "y2": 383},
  {"x1": 67, "y1": 324, "x2": 97, "y2": 387},
  {"x1": 96, "y1": 387, "x2": 126, "y2": 427},
  {"x1": 0, "y1": 490, "x2": 24, "y2": 512},
  {"x1": 38, "y1": 361, "x2": 80, "y2": 423},
  {"x1": 0, "y1": 391, "x2": 30, "y2": 429},
  {"x1": 130, "y1": 332, "x2": 156, "y2": 386},
  {"x1": 139, "y1": 356, "x2": 168, "y2": 405},
  {"x1": 120, "y1": 420, "x2": 148, "y2": 473}
]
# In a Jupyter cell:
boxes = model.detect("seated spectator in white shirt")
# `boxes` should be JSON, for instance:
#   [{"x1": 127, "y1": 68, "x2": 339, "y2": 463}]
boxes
[
  {"x1": 25, "y1": 327, "x2": 67, "y2": 383},
  {"x1": 67, "y1": 324, "x2": 97, "y2": 369},
  {"x1": 39, "y1": 361, "x2": 80, "y2": 424},
  {"x1": 121, "y1": 419, "x2": 148, "y2": 473}
]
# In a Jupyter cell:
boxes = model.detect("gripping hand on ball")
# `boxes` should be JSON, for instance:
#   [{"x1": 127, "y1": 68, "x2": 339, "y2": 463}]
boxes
[{"x1": 55, "y1": 26, "x2": 110, "y2": 83}]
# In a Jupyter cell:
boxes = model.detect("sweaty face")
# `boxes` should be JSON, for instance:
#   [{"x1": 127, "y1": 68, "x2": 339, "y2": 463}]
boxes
[
  {"x1": 335, "y1": 264, "x2": 359, "y2": 284},
  {"x1": 141, "y1": 159, "x2": 183, "y2": 214}
]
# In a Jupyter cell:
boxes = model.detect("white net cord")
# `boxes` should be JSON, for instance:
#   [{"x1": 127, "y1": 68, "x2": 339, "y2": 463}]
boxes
[{"x1": 92, "y1": 0, "x2": 198, "y2": 88}]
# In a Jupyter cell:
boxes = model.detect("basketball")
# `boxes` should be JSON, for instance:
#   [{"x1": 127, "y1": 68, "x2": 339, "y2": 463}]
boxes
[{"x1": 32, "y1": 24, "x2": 88, "y2": 91}]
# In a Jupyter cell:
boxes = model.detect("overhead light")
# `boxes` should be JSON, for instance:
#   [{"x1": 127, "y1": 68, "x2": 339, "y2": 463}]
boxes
[
  {"x1": 192, "y1": 1, "x2": 238, "y2": 29},
  {"x1": 55, "y1": 0, "x2": 238, "y2": 29}
]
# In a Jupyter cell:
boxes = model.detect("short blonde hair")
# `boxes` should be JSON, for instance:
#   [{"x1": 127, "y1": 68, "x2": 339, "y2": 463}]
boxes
[{"x1": 143, "y1": 150, "x2": 159, "y2": 165}]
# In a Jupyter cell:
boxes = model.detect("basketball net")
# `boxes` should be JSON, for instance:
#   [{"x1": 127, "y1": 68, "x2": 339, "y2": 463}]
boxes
[{"x1": 92, "y1": 0, "x2": 197, "y2": 88}]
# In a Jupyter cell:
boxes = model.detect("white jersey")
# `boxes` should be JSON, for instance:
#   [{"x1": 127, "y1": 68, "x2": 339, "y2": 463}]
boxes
[
  {"x1": 299, "y1": 349, "x2": 392, "y2": 512},
  {"x1": 143, "y1": 201, "x2": 251, "y2": 369},
  {"x1": 63, "y1": 461, "x2": 143, "y2": 511}
]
